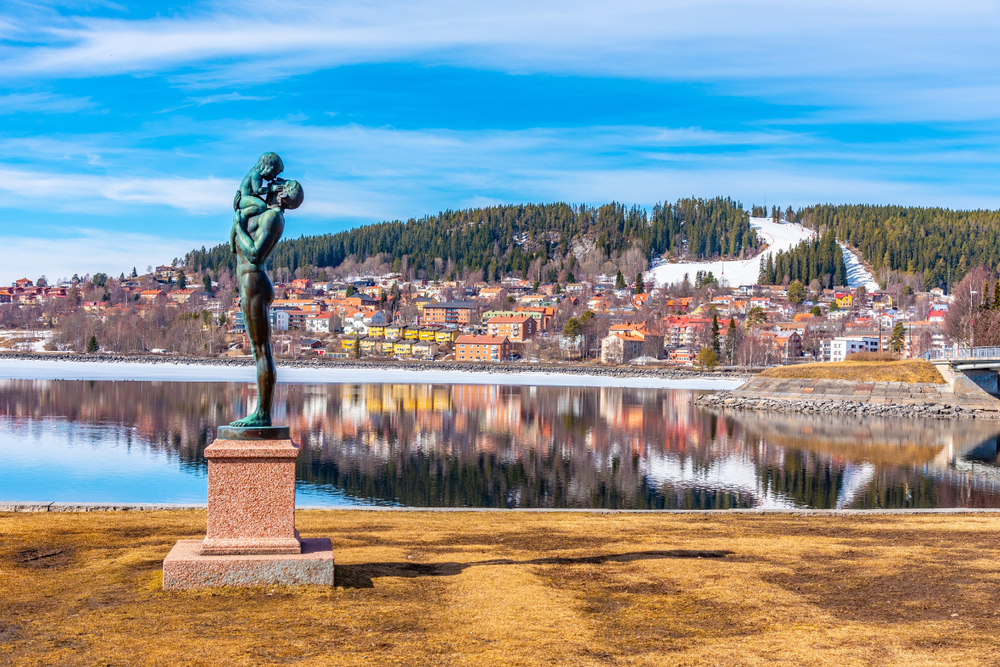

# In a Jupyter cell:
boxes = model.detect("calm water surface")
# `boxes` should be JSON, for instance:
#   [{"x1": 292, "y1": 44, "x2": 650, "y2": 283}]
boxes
[{"x1": 3, "y1": 379, "x2": 1000, "y2": 509}]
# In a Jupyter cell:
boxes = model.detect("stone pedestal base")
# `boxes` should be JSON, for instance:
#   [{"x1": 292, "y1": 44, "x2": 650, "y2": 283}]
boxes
[
  {"x1": 163, "y1": 538, "x2": 334, "y2": 590},
  {"x1": 202, "y1": 438, "x2": 300, "y2": 555},
  {"x1": 162, "y1": 430, "x2": 334, "y2": 590}
]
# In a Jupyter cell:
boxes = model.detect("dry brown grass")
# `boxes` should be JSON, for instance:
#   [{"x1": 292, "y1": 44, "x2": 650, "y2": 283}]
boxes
[
  {"x1": 4, "y1": 511, "x2": 1000, "y2": 665},
  {"x1": 760, "y1": 359, "x2": 945, "y2": 384}
]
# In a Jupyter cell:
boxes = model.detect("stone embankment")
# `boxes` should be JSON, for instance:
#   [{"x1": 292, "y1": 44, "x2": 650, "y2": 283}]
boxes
[
  {"x1": 696, "y1": 376, "x2": 1000, "y2": 420},
  {"x1": 0, "y1": 352, "x2": 750, "y2": 381}
]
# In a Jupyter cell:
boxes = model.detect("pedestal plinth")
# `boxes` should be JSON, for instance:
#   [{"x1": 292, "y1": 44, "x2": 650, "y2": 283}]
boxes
[
  {"x1": 162, "y1": 426, "x2": 334, "y2": 590},
  {"x1": 201, "y1": 437, "x2": 301, "y2": 555}
]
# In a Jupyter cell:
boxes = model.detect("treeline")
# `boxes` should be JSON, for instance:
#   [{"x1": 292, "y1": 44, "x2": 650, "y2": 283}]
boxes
[
  {"x1": 186, "y1": 198, "x2": 756, "y2": 279},
  {"x1": 758, "y1": 231, "x2": 847, "y2": 287},
  {"x1": 798, "y1": 204, "x2": 1000, "y2": 290}
]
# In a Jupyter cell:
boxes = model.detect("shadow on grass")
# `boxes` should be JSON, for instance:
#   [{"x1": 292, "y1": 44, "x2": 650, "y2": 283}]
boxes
[{"x1": 335, "y1": 549, "x2": 733, "y2": 588}]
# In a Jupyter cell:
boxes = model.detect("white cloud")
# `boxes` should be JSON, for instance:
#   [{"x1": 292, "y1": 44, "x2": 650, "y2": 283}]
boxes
[
  {"x1": 3, "y1": 1, "x2": 999, "y2": 120},
  {"x1": 0, "y1": 168, "x2": 235, "y2": 214},
  {"x1": 0, "y1": 229, "x2": 215, "y2": 286},
  {"x1": 0, "y1": 92, "x2": 94, "y2": 114}
]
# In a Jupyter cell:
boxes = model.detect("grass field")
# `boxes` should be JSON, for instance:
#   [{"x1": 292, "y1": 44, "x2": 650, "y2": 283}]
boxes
[
  {"x1": 760, "y1": 359, "x2": 945, "y2": 384},
  {"x1": 3, "y1": 510, "x2": 1000, "y2": 665}
]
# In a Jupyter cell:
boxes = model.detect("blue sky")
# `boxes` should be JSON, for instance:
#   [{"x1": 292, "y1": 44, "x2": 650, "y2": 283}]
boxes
[{"x1": 2, "y1": 0, "x2": 1000, "y2": 284}]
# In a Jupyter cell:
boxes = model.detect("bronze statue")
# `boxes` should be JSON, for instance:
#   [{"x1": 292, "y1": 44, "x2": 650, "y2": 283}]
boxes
[{"x1": 229, "y1": 153, "x2": 303, "y2": 428}]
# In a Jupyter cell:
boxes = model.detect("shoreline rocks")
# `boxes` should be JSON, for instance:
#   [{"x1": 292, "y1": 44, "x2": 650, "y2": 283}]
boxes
[
  {"x1": 696, "y1": 390, "x2": 1000, "y2": 420},
  {"x1": 0, "y1": 351, "x2": 751, "y2": 382}
]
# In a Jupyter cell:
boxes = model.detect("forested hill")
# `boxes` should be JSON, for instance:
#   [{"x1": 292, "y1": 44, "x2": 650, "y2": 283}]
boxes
[
  {"x1": 186, "y1": 198, "x2": 756, "y2": 280},
  {"x1": 797, "y1": 204, "x2": 1000, "y2": 291}
]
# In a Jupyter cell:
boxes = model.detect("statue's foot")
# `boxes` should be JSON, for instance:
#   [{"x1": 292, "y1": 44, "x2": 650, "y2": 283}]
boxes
[{"x1": 229, "y1": 412, "x2": 271, "y2": 428}]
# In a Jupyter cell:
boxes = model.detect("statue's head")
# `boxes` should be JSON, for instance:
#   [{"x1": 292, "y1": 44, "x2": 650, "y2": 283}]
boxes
[
  {"x1": 277, "y1": 180, "x2": 304, "y2": 210},
  {"x1": 258, "y1": 152, "x2": 284, "y2": 180}
]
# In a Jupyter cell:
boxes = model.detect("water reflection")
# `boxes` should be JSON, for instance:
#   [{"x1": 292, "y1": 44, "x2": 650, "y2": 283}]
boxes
[{"x1": 2, "y1": 378, "x2": 1000, "y2": 508}]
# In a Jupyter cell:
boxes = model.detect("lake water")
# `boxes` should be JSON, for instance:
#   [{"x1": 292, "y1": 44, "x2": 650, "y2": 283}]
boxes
[{"x1": 3, "y1": 378, "x2": 1000, "y2": 509}]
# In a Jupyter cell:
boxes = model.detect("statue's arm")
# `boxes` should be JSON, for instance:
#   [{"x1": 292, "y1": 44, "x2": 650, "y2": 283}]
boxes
[{"x1": 234, "y1": 210, "x2": 284, "y2": 265}]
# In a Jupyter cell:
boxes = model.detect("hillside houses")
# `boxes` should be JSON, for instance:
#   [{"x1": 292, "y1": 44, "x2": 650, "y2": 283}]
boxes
[{"x1": 1, "y1": 262, "x2": 959, "y2": 366}]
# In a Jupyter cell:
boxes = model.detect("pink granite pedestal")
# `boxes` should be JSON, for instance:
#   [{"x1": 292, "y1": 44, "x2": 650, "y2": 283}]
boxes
[
  {"x1": 163, "y1": 538, "x2": 334, "y2": 590},
  {"x1": 162, "y1": 436, "x2": 334, "y2": 590}
]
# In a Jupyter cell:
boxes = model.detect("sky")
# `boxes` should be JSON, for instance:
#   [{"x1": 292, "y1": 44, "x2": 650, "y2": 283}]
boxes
[{"x1": 2, "y1": 0, "x2": 1000, "y2": 285}]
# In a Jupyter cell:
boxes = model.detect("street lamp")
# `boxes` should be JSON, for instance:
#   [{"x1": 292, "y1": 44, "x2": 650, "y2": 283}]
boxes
[{"x1": 971, "y1": 289, "x2": 978, "y2": 350}]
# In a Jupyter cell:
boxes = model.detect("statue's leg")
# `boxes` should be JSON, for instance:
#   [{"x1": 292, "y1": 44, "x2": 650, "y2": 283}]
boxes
[{"x1": 231, "y1": 271, "x2": 275, "y2": 427}]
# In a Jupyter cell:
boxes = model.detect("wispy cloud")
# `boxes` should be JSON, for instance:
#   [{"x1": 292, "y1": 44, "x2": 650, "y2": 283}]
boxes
[
  {"x1": 0, "y1": 92, "x2": 95, "y2": 114},
  {"x1": 0, "y1": 229, "x2": 215, "y2": 285},
  {"x1": 0, "y1": 167, "x2": 234, "y2": 214},
  {"x1": 3, "y1": 1, "x2": 999, "y2": 120}
]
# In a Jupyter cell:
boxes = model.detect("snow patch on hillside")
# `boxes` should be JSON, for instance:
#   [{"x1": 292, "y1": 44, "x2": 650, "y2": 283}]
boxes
[
  {"x1": 647, "y1": 217, "x2": 815, "y2": 288},
  {"x1": 839, "y1": 243, "x2": 880, "y2": 292}
]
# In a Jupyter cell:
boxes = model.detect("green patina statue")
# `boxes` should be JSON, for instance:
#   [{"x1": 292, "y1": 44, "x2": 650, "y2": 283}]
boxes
[{"x1": 229, "y1": 153, "x2": 303, "y2": 428}]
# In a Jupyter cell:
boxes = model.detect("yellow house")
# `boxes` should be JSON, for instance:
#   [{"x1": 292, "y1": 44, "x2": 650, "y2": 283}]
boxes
[
  {"x1": 385, "y1": 324, "x2": 404, "y2": 339},
  {"x1": 393, "y1": 339, "x2": 413, "y2": 356},
  {"x1": 341, "y1": 337, "x2": 360, "y2": 352},
  {"x1": 360, "y1": 337, "x2": 380, "y2": 355},
  {"x1": 380, "y1": 338, "x2": 398, "y2": 354},
  {"x1": 418, "y1": 326, "x2": 441, "y2": 341},
  {"x1": 435, "y1": 329, "x2": 460, "y2": 344},
  {"x1": 835, "y1": 292, "x2": 853, "y2": 308},
  {"x1": 403, "y1": 326, "x2": 420, "y2": 340},
  {"x1": 368, "y1": 325, "x2": 386, "y2": 338}
]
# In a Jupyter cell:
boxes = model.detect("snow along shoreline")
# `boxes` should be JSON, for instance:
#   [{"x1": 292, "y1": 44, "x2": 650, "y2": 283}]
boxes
[{"x1": 0, "y1": 356, "x2": 747, "y2": 390}]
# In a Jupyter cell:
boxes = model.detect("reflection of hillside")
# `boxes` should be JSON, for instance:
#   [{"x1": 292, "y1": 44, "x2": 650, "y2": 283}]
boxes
[
  {"x1": 731, "y1": 411, "x2": 1000, "y2": 467},
  {"x1": 4, "y1": 378, "x2": 1000, "y2": 508}
]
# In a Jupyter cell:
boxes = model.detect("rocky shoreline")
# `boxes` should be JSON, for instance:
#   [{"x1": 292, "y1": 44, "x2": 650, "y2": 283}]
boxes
[
  {"x1": 695, "y1": 391, "x2": 1000, "y2": 420},
  {"x1": 0, "y1": 351, "x2": 751, "y2": 381}
]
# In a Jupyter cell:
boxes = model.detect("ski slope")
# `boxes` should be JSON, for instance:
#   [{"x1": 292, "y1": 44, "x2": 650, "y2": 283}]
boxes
[
  {"x1": 648, "y1": 217, "x2": 815, "y2": 288},
  {"x1": 839, "y1": 243, "x2": 880, "y2": 292}
]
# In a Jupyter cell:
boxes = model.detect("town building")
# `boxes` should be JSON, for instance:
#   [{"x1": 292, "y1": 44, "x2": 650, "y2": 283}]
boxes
[
  {"x1": 829, "y1": 336, "x2": 879, "y2": 362},
  {"x1": 422, "y1": 300, "x2": 480, "y2": 326},
  {"x1": 486, "y1": 315, "x2": 537, "y2": 342},
  {"x1": 455, "y1": 335, "x2": 511, "y2": 362},
  {"x1": 600, "y1": 333, "x2": 644, "y2": 364}
]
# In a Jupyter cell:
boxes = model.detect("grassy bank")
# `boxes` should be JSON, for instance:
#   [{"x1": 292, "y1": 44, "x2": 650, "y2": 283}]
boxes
[
  {"x1": 760, "y1": 359, "x2": 945, "y2": 384},
  {"x1": 3, "y1": 510, "x2": 1000, "y2": 665}
]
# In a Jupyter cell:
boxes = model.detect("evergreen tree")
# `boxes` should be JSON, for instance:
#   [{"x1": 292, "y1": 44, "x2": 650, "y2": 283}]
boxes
[
  {"x1": 787, "y1": 280, "x2": 806, "y2": 305},
  {"x1": 184, "y1": 198, "x2": 756, "y2": 280},
  {"x1": 725, "y1": 318, "x2": 737, "y2": 364},
  {"x1": 203, "y1": 274, "x2": 213, "y2": 294},
  {"x1": 177, "y1": 270, "x2": 187, "y2": 289},
  {"x1": 634, "y1": 273, "x2": 645, "y2": 295},
  {"x1": 131, "y1": 267, "x2": 138, "y2": 278},
  {"x1": 711, "y1": 314, "x2": 720, "y2": 354},
  {"x1": 993, "y1": 280, "x2": 1000, "y2": 310},
  {"x1": 615, "y1": 270, "x2": 626, "y2": 290},
  {"x1": 86, "y1": 336, "x2": 99, "y2": 353},
  {"x1": 890, "y1": 322, "x2": 906, "y2": 353}
]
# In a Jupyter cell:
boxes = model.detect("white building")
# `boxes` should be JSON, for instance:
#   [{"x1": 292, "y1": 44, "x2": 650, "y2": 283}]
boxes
[
  {"x1": 231, "y1": 309, "x2": 289, "y2": 333},
  {"x1": 829, "y1": 336, "x2": 879, "y2": 362},
  {"x1": 304, "y1": 313, "x2": 336, "y2": 334}
]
